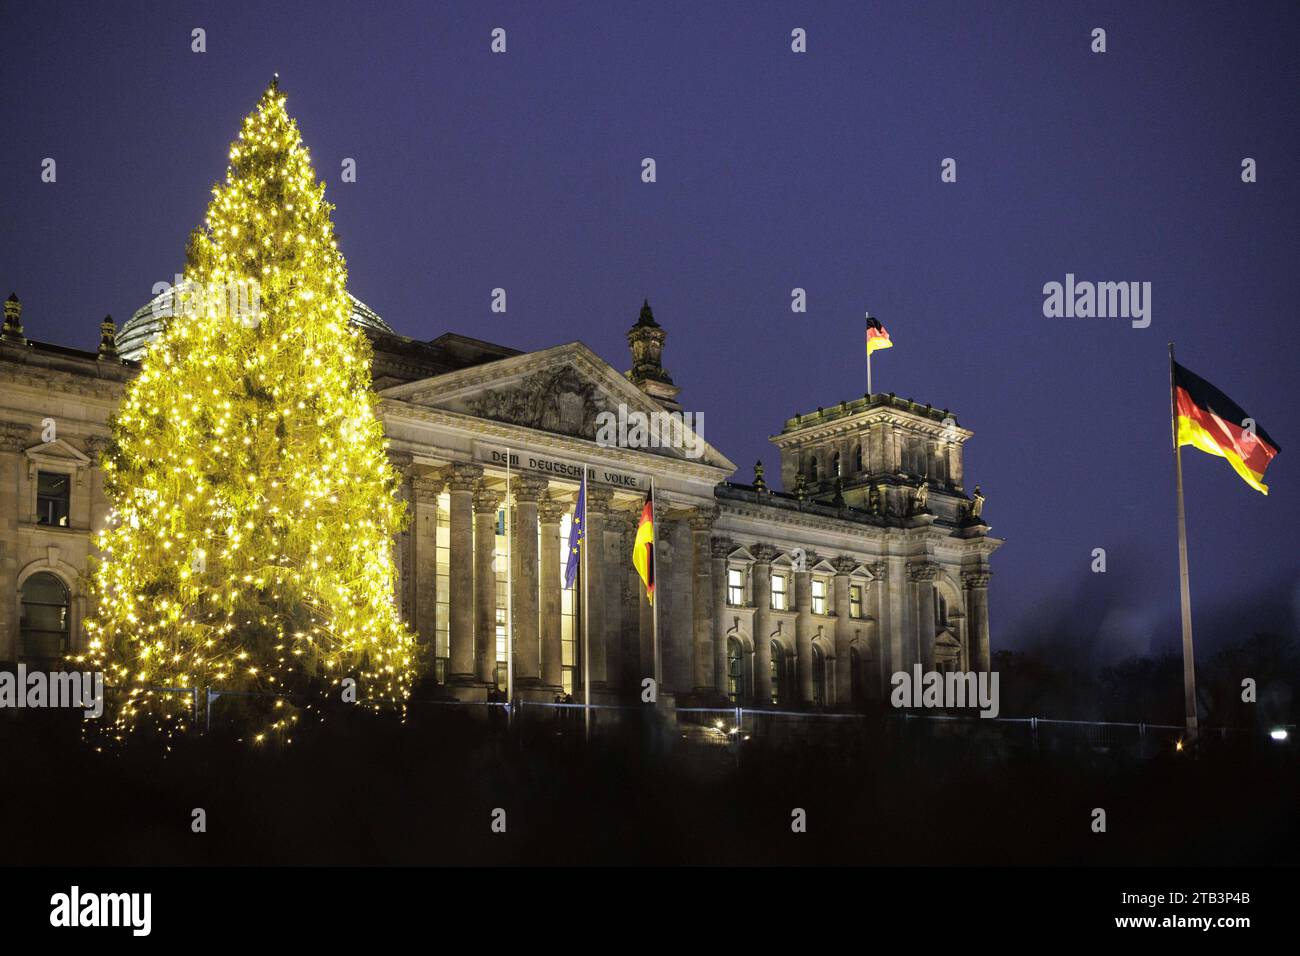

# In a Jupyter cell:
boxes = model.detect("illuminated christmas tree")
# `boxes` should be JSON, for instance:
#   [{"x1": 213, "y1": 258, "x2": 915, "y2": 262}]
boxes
[{"x1": 83, "y1": 79, "x2": 415, "y2": 744}]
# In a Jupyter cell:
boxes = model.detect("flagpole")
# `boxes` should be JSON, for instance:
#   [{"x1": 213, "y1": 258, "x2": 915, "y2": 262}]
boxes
[
  {"x1": 650, "y1": 477, "x2": 661, "y2": 698},
  {"x1": 865, "y1": 311, "x2": 872, "y2": 396},
  {"x1": 1168, "y1": 343, "x2": 1199, "y2": 744},
  {"x1": 581, "y1": 468, "x2": 591, "y2": 740},
  {"x1": 505, "y1": 448, "x2": 513, "y2": 728}
]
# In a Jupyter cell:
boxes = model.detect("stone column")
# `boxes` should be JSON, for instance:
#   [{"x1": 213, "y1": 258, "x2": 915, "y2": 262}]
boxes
[
  {"x1": 963, "y1": 569, "x2": 992, "y2": 671},
  {"x1": 388, "y1": 452, "x2": 415, "y2": 622},
  {"x1": 666, "y1": 517, "x2": 694, "y2": 694},
  {"x1": 689, "y1": 507, "x2": 717, "y2": 697},
  {"x1": 616, "y1": 509, "x2": 642, "y2": 692},
  {"x1": 447, "y1": 463, "x2": 481, "y2": 683},
  {"x1": 538, "y1": 492, "x2": 567, "y2": 691},
  {"x1": 584, "y1": 486, "x2": 613, "y2": 689},
  {"x1": 711, "y1": 536, "x2": 733, "y2": 699},
  {"x1": 832, "y1": 557, "x2": 855, "y2": 705},
  {"x1": 868, "y1": 560, "x2": 890, "y2": 696},
  {"x1": 794, "y1": 559, "x2": 815, "y2": 705},
  {"x1": 510, "y1": 476, "x2": 546, "y2": 685},
  {"x1": 909, "y1": 561, "x2": 939, "y2": 670},
  {"x1": 0, "y1": 422, "x2": 28, "y2": 660},
  {"x1": 752, "y1": 544, "x2": 776, "y2": 705},
  {"x1": 472, "y1": 481, "x2": 501, "y2": 686},
  {"x1": 85, "y1": 435, "x2": 112, "y2": 550},
  {"x1": 602, "y1": 514, "x2": 623, "y2": 690},
  {"x1": 411, "y1": 474, "x2": 444, "y2": 659}
]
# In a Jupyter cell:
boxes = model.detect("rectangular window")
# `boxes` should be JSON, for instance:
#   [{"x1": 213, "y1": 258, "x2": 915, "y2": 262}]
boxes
[
  {"x1": 727, "y1": 567, "x2": 745, "y2": 606},
  {"x1": 849, "y1": 584, "x2": 863, "y2": 619},
  {"x1": 771, "y1": 573, "x2": 787, "y2": 611},
  {"x1": 560, "y1": 513, "x2": 576, "y2": 697},
  {"x1": 811, "y1": 578, "x2": 827, "y2": 615},
  {"x1": 36, "y1": 471, "x2": 70, "y2": 528},
  {"x1": 434, "y1": 493, "x2": 450, "y2": 682},
  {"x1": 494, "y1": 509, "x2": 508, "y2": 690}
]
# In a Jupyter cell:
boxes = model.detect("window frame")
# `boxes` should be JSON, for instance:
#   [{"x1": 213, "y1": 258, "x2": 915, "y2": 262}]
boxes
[
  {"x1": 35, "y1": 469, "x2": 72, "y2": 528},
  {"x1": 770, "y1": 572, "x2": 788, "y2": 611}
]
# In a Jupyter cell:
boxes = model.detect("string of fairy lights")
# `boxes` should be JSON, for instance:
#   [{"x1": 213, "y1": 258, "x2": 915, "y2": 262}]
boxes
[{"x1": 78, "y1": 82, "x2": 416, "y2": 748}]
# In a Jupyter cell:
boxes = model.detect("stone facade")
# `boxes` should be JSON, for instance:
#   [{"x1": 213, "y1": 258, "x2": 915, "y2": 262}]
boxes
[{"x1": 0, "y1": 294, "x2": 1001, "y2": 710}]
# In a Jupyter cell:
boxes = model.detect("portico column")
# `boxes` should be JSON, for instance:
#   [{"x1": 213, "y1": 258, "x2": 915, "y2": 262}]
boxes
[
  {"x1": 616, "y1": 510, "x2": 642, "y2": 692},
  {"x1": 963, "y1": 569, "x2": 992, "y2": 671},
  {"x1": 473, "y1": 484, "x2": 503, "y2": 686},
  {"x1": 411, "y1": 474, "x2": 444, "y2": 662},
  {"x1": 832, "y1": 557, "x2": 855, "y2": 705},
  {"x1": 909, "y1": 561, "x2": 940, "y2": 670},
  {"x1": 794, "y1": 558, "x2": 815, "y2": 705},
  {"x1": 447, "y1": 463, "x2": 481, "y2": 683},
  {"x1": 869, "y1": 561, "x2": 890, "y2": 696},
  {"x1": 711, "y1": 536, "x2": 733, "y2": 700},
  {"x1": 752, "y1": 544, "x2": 776, "y2": 705},
  {"x1": 689, "y1": 507, "x2": 717, "y2": 697},
  {"x1": 511, "y1": 476, "x2": 546, "y2": 685},
  {"x1": 0, "y1": 423, "x2": 28, "y2": 660},
  {"x1": 388, "y1": 452, "x2": 414, "y2": 622},
  {"x1": 538, "y1": 492, "x2": 567, "y2": 691},
  {"x1": 584, "y1": 486, "x2": 613, "y2": 689}
]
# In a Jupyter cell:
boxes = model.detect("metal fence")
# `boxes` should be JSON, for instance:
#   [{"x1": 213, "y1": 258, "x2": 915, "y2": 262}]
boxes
[{"x1": 70, "y1": 683, "x2": 1294, "y2": 756}]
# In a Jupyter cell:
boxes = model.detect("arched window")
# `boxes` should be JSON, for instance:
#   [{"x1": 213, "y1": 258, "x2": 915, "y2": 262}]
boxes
[
  {"x1": 770, "y1": 640, "x2": 784, "y2": 705},
  {"x1": 20, "y1": 572, "x2": 70, "y2": 661},
  {"x1": 850, "y1": 646, "x2": 863, "y2": 703},
  {"x1": 727, "y1": 637, "x2": 744, "y2": 703},
  {"x1": 811, "y1": 645, "x2": 825, "y2": 706},
  {"x1": 808, "y1": 456, "x2": 819, "y2": 482},
  {"x1": 854, "y1": 444, "x2": 864, "y2": 473}
]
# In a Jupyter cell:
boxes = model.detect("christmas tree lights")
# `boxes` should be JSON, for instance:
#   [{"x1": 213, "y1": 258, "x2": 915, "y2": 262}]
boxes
[{"x1": 81, "y1": 80, "x2": 415, "y2": 745}]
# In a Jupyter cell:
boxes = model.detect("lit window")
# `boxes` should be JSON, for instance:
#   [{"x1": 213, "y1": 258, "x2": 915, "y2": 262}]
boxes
[
  {"x1": 36, "y1": 471, "x2": 70, "y2": 527},
  {"x1": 770, "y1": 641, "x2": 784, "y2": 705},
  {"x1": 560, "y1": 513, "x2": 576, "y2": 697},
  {"x1": 727, "y1": 567, "x2": 745, "y2": 606},
  {"x1": 811, "y1": 578, "x2": 827, "y2": 615},
  {"x1": 727, "y1": 637, "x2": 744, "y2": 703},
  {"x1": 849, "y1": 584, "x2": 863, "y2": 619},
  {"x1": 771, "y1": 573, "x2": 788, "y2": 610},
  {"x1": 434, "y1": 493, "x2": 450, "y2": 682}
]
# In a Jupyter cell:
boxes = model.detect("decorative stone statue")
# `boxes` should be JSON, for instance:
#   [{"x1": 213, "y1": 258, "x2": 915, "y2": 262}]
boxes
[
  {"x1": 867, "y1": 481, "x2": 882, "y2": 515},
  {"x1": 912, "y1": 478, "x2": 929, "y2": 513},
  {"x1": 970, "y1": 485, "x2": 985, "y2": 519},
  {"x1": 793, "y1": 472, "x2": 808, "y2": 501},
  {"x1": 753, "y1": 460, "x2": 768, "y2": 493},
  {"x1": 832, "y1": 476, "x2": 846, "y2": 507}
]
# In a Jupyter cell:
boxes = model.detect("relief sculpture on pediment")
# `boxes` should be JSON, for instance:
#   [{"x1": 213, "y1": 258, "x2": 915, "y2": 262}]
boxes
[{"x1": 466, "y1": 366, "x2": 606, "y2": 438}]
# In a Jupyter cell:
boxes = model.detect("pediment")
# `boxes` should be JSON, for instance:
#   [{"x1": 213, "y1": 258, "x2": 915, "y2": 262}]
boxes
[
  {"x1": 382, "y1": 342, "x2": 735, "y2": 472},
  {"x1": 25, "y1": 439, "x2": 91, "y2": 468},
  {"x1": 935, "y1": 629, "x2": 962, "y2": 649}
]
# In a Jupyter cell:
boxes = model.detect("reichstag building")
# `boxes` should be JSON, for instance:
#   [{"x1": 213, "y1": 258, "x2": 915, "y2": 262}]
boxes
[{"x1": 0, "y1": 291, "x2": 1000, "y2": 710}]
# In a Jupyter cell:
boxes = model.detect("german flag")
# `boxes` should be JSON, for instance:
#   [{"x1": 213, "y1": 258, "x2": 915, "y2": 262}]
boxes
[
  {"x1": 1174, "y1": 361, "x2": 1280, "y2": 494},
  {"x1": 632, "y1": 493, "x2": 655, "y2": 605},
  {"x1": 866, "y1": 316, "x2": 892, "y2": 356}
]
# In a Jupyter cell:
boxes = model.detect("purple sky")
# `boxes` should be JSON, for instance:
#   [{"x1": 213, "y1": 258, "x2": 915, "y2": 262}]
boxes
[{"x1": 3, "y1": 1, "x2": 1297, "y2": 660}]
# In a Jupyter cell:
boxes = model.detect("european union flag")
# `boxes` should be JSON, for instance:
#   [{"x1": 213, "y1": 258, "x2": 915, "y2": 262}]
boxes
[{"x1": 563, "y1": 478, "x2": 585, "y2": 590}]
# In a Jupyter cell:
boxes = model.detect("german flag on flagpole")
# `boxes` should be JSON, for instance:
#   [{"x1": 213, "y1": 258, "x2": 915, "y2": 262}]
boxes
[
  {"x1": 1173, "y1": 360, "x2": 1280, "y2": 494},
  {"x1": 632, "y1": 492, "x2": 655, "y2": 605},
  {"x1": 866, "y1": 315, "x2": 892, "y2": 355}
]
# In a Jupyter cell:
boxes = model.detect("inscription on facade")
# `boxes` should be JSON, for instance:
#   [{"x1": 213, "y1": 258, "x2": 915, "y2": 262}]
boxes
[{"x1": 475, "y1": 443, "x2": 645, "y2": 490}]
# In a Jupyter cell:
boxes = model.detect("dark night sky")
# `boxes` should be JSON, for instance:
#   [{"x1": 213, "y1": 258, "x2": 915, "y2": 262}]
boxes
[{"x1": 2, "y1": 1, "x2": 1297, "y2": 660}]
